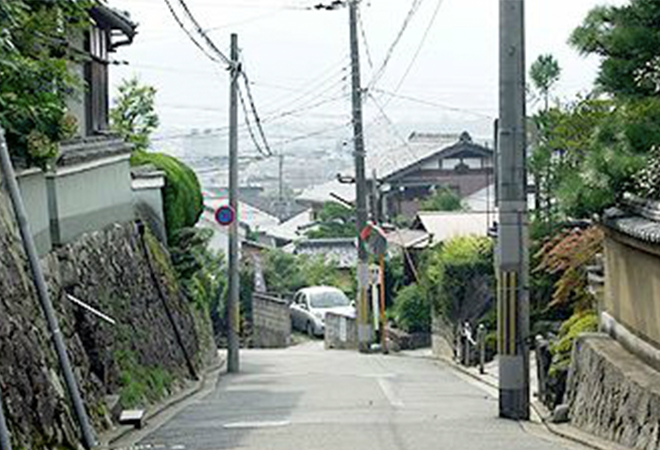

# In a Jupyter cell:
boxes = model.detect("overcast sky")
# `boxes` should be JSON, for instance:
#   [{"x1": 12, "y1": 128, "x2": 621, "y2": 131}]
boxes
[{"x1": 108, "y1": 0, "x2": 625, "y2": 149}]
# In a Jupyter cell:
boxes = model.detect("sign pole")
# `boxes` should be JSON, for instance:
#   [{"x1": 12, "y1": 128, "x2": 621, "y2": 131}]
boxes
[{"x1": 379, "y1": 254, "x2": 388, "y2": 354}]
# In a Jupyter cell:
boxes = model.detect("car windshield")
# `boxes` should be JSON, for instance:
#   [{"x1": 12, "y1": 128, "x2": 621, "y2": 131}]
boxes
[{"x1": 309, "y1": 290, "x2": 350, "y2": 309}]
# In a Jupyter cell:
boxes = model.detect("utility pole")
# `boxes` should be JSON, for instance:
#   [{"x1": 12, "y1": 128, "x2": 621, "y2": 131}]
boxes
[
  {"x1": 227, "y1": 33, "x2": 240, "y2": 373},
  {"x1": 278, "y1": 153, "x2": 285, "y2": 221},
  {"x1": 348, "y1": 0, "x2": 372, "y2": 352},
  {"x1": 497, "y1": 0, "x2": 529, "y2": 420}
]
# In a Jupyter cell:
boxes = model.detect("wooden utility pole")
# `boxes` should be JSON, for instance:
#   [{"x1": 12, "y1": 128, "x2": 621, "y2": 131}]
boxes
[
  {"x1": 348, "y1": 0, "x2": 372, "y2": 351},
  {"x1": 227, "y1": 33, "x2": 241, "y2": 373},
  {"x1": 497, "y1": 0, "x2": 529, "y2": 420}
]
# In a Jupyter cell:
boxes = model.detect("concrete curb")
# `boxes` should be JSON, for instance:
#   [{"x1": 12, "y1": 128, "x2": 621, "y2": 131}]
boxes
[
  {"x1": 394, "y1": 351, "x2": 629, "y2": 450},
  {"x1": 99, "y1": 356, "x2": 226, "y2": 449}
]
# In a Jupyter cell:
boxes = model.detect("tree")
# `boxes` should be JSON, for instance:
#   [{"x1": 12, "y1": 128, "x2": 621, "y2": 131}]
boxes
[
  {"x1": 420, "y1": 187, "x2": 466, "y2": 212},
  {"x1": 570, "y1": 0, "x2": 660, "y2": 98},
  {"x1": 0, "y1": 0, "x2": 92, "y2": 165},
  {"x1": 530, "y1": 54, "x2": 562, "y2": 110},
  {"x1": 110, "y1": 77, "x2": 160, "y2": 151},
  {"x1": 306, "y1": 202, "x2": 355, "y2": 239}
]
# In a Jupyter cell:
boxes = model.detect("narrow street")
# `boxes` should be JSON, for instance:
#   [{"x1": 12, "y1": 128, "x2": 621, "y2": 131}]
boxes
[{"x1": 132, "y1": 343, "x2": 586, "y2": 450}]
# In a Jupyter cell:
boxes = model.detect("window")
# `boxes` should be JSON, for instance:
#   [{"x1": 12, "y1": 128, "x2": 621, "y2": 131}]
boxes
[{"x1": 84, "y1": 27, "x2": 110, "y2": 134}]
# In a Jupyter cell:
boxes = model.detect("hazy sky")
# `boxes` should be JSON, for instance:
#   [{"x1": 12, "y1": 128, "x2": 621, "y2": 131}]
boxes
[{"x1": 108, "y1": 0, "x2": 625, "y2": 152}]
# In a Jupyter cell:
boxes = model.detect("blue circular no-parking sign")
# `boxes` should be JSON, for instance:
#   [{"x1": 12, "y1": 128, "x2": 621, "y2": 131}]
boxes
[{"x1": 215, "y1": 205, "x2": 236, "y2": 226}]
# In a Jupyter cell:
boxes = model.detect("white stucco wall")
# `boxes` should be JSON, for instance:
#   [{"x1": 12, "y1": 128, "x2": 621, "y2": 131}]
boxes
[
  {"x1": 47, "y1": 155, "x2": 134, "y2": 245},
  {"x1": 16, "y1": 168, "x2": 52, "y2": 256}
]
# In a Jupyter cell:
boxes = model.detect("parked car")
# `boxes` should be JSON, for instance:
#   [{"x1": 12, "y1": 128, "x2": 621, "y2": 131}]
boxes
[{"x1": 290, "y1": 286, "x2": 356, "y2": 337}]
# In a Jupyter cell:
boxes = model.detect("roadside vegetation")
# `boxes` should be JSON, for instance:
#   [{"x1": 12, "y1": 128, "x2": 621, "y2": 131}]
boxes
[{"x1": 525, "y1": 0, "x2": 660, "y2": 407}]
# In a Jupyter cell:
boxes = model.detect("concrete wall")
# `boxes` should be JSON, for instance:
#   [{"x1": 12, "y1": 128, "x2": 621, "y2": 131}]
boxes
[
  {"x1": 16, "y1": 168, "x2": 52, "y2": 256},
  {"x1": 325, "y1": 312, "x2": 358, "y2": 350},
  {"x1": 252, "y1": 293, "x2": 291, "y2": 348},
  {"x1": 431, "y1": 315, "x2": 454, "y2": 359},
  {"x1": 47, "y1": 154, "x2": 134, "y2": 245},
  {"x1": 604, "y1": 232, "x2": 660, "y2": 349},
  {"x1": 132, "y1": 175, "x2": 166, "y2": 243}
]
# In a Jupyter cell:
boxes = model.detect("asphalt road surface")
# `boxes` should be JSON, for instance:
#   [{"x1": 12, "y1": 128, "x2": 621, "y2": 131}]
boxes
[{"x1": 135, "y1": 342, "x2": 586, "y2": 450}]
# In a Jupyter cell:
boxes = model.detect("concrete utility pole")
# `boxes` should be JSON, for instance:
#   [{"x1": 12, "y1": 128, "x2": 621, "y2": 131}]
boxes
[
  {"x1": 348, "y1": 0, "x2": 372, "y2": 351},
  {"x1": 497, "y1": 0, "x2": 530, "y2": 420},
  {"x1": 227, "y1": 33, "x2": 241, "y2": 373}
]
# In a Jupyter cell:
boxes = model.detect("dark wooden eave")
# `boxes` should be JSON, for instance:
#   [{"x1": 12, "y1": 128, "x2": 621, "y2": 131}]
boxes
[{"x1": 90, "y1": 4, "x2": 138, "y2": 48}]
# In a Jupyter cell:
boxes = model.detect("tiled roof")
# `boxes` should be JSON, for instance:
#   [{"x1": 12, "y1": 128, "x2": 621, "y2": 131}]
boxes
[
  {"x1": 58, "y1": 135, "x2": 132, "y2": 166},
  {"x1": 602, "y1": 206, "x2": 660, "y2": 245}
]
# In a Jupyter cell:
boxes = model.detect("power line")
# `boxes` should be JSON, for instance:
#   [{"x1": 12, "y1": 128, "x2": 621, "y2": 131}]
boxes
[
  {"x1": 357, "y1": 7, "x2": 374, "y2": 70},
  {"x1": 388, "y1": 0, "x2": 446, "y2": 99},
  {"x1": 372, "y1": 88, "x2": 496, "y2": 119},
  {"x1": 367, "y1": 0, "x2": 425, "y2": 90},
  {"x1": 162, "y1": 0, "x2": 225, "y2": 64},
  {"x1": 367, "y1": 92, "x2": 420, "y2": 161},
  {"x1": 174, "y1": 0, "x2": 232, "y2": 66},
  {"x1": 237, "y1": 84, "x2": 268, "y2": 157},
  {"x1": 240, "y1": 71, "x2": 274, "y2": 157}
]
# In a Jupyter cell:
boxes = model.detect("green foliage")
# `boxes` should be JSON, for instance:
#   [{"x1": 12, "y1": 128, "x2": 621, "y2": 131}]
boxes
[
  {"x1": 115, "y1": 349, "x2": 175, "y2": 408},
  {"x1": 170, "y1": 228, "x2": 226, "y2": 314},
  {"x1": 549, "y1": 311, "x2": 598, "y2": 377},
  {"x1": 393, "y1": 284, "x2": 430, "y2": 333},
  {"x1": 306, "y1": 202, "x2": 355, "y2": 239},
  {"x1": 110, "y1": 77, "x2": 160, "y2": 151},
  {"x1": 0, "y1": 0, "x2": 91, "y2": 165},
  {"x1": 570, "y1": 0, "x2": 660, "y2": 98},
  {"x1": 262, "y1": 249, "x2": 351, "y2": 297},
  {"x1": 529, "y1": 96, "x2": 659, "y2": 220},
  {"x1": 535, "y1": 226, "x2": 604, "y2": 310},
  {"x1": 530, "y1": 54, "x2": 561, "y2": 109},
  {"x1": 131, "y1": 151, "x2": 204, "y2": 244},
  {"x1": 420, "y1": 187, "x2": 466, "y2": 212},
  {"x1": 423, "y1": 236, "x2": 494, "y2": 320}
]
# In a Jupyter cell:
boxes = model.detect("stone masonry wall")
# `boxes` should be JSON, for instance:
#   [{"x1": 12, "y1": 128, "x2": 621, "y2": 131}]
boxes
[
  {"x1": 566, "y1": 333, "x2": 660, "y2": 450},
  {"x1": 252, "y1": 293, "x2": 291, "y2": 348},
  {"x1": 0, "y1": 177, "x2": 216, "y2": 450}
]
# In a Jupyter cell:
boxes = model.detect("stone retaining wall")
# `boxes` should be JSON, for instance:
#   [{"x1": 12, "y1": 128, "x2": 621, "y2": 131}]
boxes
[
  {"x1": 252, "y1": 293, "x2": 291, "y2": 348},
  {"x1": 0, "y1": 174, "x2": 216, "y2": 450},
  {"x1": 325, "y1": 312, "x2": 358, "y2": 350},
  {"x1": 566, "y1": 333, "x2": 660, "y2": 450}
]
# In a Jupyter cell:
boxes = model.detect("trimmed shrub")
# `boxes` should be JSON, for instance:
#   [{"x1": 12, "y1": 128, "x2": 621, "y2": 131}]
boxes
[
  {"x1": 131, "y1": 151, "x2": 203, "y2": 244},
  {"x1": 423, "y1": 236, "x2": 494, "y2": 321},
  {"x1": 393, "y1": 284, "x2": 431, "y2": 333}
]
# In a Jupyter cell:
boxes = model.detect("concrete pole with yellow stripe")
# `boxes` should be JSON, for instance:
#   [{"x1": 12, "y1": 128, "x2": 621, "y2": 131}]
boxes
[{"x1": 497, "y1": 0, "x2": 530, "y2": 420}]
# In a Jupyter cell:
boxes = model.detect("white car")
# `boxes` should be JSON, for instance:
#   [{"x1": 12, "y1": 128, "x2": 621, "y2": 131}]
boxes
[{"x1": 290, "y1": 286, "x2": 356, "y2": 337}]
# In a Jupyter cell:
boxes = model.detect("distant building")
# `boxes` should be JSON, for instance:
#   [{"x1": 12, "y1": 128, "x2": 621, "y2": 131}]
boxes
[
  {"x1": 381, "y1": 131, "x2": 494, "y2": 218},
  {"x1": 294, "y1": 238, "x2": 358, "y2": 270},
  {"x1": 412, "y1": 211, "x2": 492, "y2": 247}
]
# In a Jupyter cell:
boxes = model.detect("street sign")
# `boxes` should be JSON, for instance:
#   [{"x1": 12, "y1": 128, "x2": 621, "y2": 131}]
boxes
[
  {"x1": 215, "y1": 205, "x2": 236, "y2": 227},
  {"x1": 361, "y1": 223, "x2": 388, "y2": 256}
]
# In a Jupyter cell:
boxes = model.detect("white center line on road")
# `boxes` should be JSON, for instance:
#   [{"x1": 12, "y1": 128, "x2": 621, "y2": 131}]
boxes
[
  {"x1": 223, "y1": 420, "x2": 291, "y2": 430},
  {"x1": 377, "y1": 377, "x2": 404, "y2": 409}
]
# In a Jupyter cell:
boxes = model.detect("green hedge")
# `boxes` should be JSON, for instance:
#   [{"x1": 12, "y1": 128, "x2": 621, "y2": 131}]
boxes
[
  {"x1": 423, "y1": 236, "x2": 494, "y2": 321},
  {"x1": 393, "y1": 284, "x2": 430, "y2": 333},
  {"x1": 131, "y1": 151, "x2": 203, "y2": 244}
]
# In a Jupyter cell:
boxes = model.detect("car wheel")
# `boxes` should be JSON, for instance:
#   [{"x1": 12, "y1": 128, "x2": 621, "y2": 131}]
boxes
[{"x1": 306, "y1": 321, "x2": 315, "y2": 337}]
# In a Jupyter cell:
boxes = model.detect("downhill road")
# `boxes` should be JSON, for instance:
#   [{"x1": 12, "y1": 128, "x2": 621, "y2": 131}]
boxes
[{"x1": 132, "y1": 341, "x2": 586, "y2": 450}]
